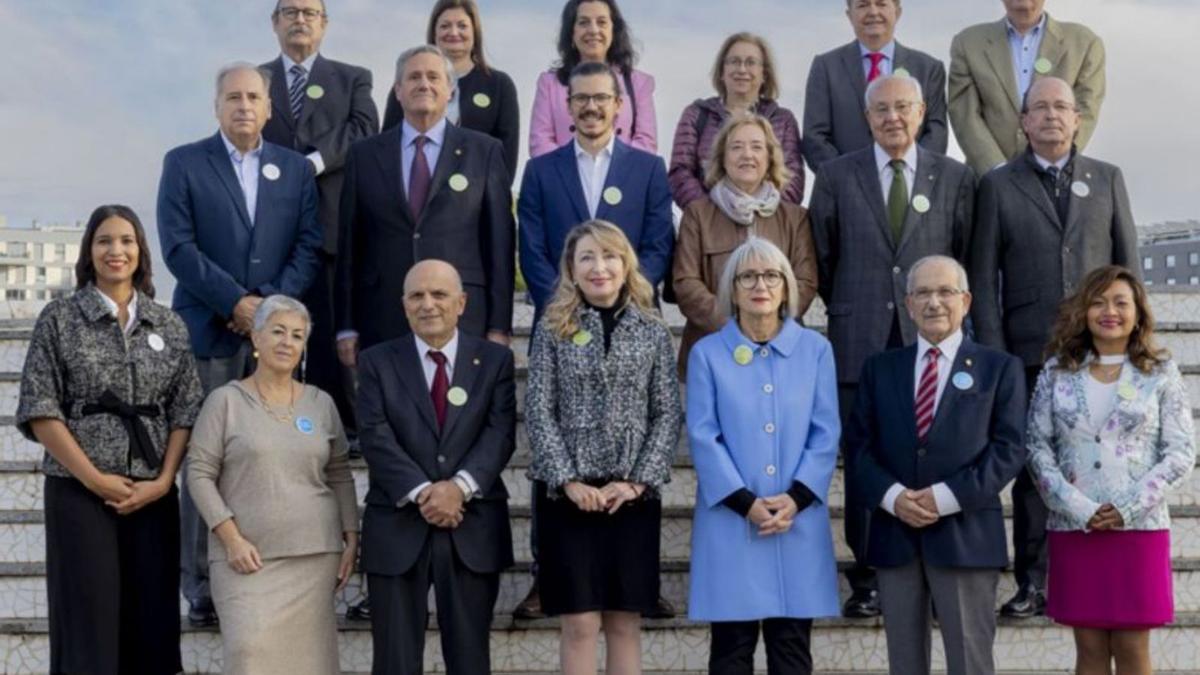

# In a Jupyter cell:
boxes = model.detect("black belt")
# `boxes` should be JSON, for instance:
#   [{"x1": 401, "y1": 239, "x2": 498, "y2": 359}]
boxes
[{"x1": 77, "y1": 390, "x2": 162, "y2": 470}]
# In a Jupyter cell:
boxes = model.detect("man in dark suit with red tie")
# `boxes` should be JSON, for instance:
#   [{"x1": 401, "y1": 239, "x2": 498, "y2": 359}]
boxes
[{"x1": 356, "y1": 259, "x2": 515, "y2": 675}]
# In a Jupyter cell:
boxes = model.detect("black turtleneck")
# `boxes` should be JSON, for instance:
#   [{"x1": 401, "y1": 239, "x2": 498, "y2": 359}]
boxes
[{"x1": 583, "y1": 299, "x2": 622, "y2": 353}]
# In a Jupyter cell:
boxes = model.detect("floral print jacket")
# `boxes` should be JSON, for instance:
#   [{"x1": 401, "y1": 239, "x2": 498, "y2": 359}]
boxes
[{"x1": 1026, "y1": 356, "x2": 1195, "y2": 531}]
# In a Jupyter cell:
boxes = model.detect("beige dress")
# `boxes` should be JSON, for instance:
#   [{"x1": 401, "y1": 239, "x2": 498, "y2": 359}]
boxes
[{"x1": 187, "y1": 381, "x2": 358, "y2": 675}]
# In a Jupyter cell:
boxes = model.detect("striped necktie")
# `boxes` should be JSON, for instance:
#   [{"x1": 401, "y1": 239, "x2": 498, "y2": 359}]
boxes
[
  {"x1": 915, "y1": 347, "x2": 940, "y2": 443},
  {"x1": 288, "y1": 64, "x2": 307, "y2": 121}
]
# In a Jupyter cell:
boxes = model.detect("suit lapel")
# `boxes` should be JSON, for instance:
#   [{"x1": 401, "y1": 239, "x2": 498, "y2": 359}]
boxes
[
  {"x1": 1036, "y1": 16, "x2": 1067, "y2": 80},
  {"x1": 1063, "y1": 155, "x2": 1094, "y2": 239},
  {"x1": 267, "y1": 58, "x2": 297, "y2": 131},
  {"x1": 553, "y1": 143, "x2": 591, "y2": 223},
  {"x1": 392, "y1": 336, "x2": 441, "y2": 436},
  {"x1": 440, "y1": 337, "x2": 483, "y2": 442},
  {"x1": 249, "y1": 143, "x2": 275, "y2": 236},
  {"x1": 892, "y1": 346, "x2": 919, "y2": 442},
  {"x1": 1009, "y1": 161, "x2": 1061, "y2": 227},
  {"x1": 205, "y1": 134, "x2": 253, "y2": 231},
  {"x1": 852, "y1": 150, "x2": 896, "y2": 249},
  {"x1": 927, "y1": 341, "x2": 973, "y2": 440},
  {"x1": 839, "y1": 42, "x2": 868, "y2": 102},
  {"x1": 373, "y1": 129, "x2": 411, "y2": 226},
  {"x1": 594, "y1": 141, "x2": 628, "y2": 221},
  {"x1": 297, "y1": 54, "x2": 327, "y2": 130},
  {"x1": 420, "y1": 124, "x2": 464, "y2": 224},
  {"x1": 983, "y1": 19, "x2": 1021, "y2": 113},
  {"x1": 897, "y1": 149, "x2": 938, "y2": 255}
]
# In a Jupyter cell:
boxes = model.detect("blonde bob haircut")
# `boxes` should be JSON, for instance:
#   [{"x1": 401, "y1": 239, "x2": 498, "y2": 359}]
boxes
[
  {"x1": 542, "y1": 220, "x2": 661, "y2": 339},
  {"x1": 710, "y1": 32, "x2": 779, "y2": 101},
  {"x1": 704, "y1": 112, "x2": 792, "y2": 191},
  {"x1": 715, "y1": 237, "x2": 801, "y2": 321}
]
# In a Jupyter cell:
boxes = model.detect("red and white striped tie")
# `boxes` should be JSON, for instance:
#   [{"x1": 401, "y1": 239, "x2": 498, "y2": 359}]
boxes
[{"x1": 915, "y1": 347, "x2": 940, "y2": 442}]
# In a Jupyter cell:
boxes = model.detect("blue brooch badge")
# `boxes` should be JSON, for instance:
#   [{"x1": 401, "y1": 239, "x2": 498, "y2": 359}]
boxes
[
  {"x1": 295, "y1": 416, "x2": 315, "y2": 434},
  {"x1": 952, "y1": 372, "x2": 974, "y2": 391}
]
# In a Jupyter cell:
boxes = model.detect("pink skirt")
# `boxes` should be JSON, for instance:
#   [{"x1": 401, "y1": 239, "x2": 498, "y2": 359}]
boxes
[{"x1": 1046, "y1": 529, "x2": 1173, "y2": 629}]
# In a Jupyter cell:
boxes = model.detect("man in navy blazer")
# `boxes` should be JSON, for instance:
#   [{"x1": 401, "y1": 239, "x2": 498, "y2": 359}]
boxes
[
  {"x1": 847, "y1": 255, "x2": 1026, "y2": 675},
  {"x1": 357, "y1": 260, "x2": 515, "y2": 674},
  {"x1": 518, "y1": 61, "x2": 674, "y2": 316},
  {"x1": 157, "y1": 61, "x2": 322, "y2": 625}
]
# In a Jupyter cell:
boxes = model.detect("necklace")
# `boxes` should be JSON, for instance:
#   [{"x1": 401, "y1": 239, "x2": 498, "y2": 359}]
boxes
[{"x1": 253, "y1": 375, "x2": 296, "y2": 423}]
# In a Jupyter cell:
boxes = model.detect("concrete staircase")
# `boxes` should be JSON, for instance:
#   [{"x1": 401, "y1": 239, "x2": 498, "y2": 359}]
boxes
[{"x1": 3, "y1": 292, "x2": 1200, "y2": 673}]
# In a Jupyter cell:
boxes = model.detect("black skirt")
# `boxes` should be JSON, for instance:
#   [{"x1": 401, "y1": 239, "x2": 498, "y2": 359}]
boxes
[
  {"x1": 44, "y1": 476, "x2": 182, "y2": 675},
  {"x1": 534, "y1": 480, "x2": 661, "y2": 616}
]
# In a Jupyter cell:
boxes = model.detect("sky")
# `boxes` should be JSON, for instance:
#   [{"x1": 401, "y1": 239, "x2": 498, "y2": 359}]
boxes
[{"x1": 0, "y1": 0, "x2": 1197, "y2": 270}]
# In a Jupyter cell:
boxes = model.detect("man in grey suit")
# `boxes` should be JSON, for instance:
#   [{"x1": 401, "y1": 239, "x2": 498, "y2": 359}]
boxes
[
  {"x1": 810, "y1": 73, "x2": 975, "y2": 618},
  {"x1": 803, "y1": 0, "x2": 948, "y2": 173},
  {"x1": 969, "y1": 76, "x2": 1137, "y2": 617}
]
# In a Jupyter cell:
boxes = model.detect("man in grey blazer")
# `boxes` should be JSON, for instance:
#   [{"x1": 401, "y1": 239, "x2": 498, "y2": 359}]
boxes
[
  {"x1": 968, "y1": 76, "x2": 1138, "y2": 617},
  {"x1": 949, "y1": 0, "x2": 1106, "y2": 175},
  {"x1": 803, "y1": 0, "x2": 948, "y2": 173},
  {"x1": 810, "y1": 73, "x2": 975, "y2": 618}
]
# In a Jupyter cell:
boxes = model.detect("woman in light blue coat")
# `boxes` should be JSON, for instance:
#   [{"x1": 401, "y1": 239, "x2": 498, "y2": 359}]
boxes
[{"x1": 686, "y1": 238, "x2": 840, "y2": 675}]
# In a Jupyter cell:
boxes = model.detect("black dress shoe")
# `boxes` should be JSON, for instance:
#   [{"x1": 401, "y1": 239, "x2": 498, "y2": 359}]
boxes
[
  {"x1": 187, "y1": 601, "x2": 219, "y2": 627},
  {"x1": 346, "y1": 597, "x2": 371, "y2": 622},
  {"x1": 999, "y1": 586, "x2": 1045, "y2": 618},
  {"x1": 513, "y1": 585, "x2": 544, "y2": 620},
  {"x1": 842, "y1": 590, "x2": 881, "y2": 618},
  {"x1": 647, "y1": 595, "x2": 676, "y2": 619}
]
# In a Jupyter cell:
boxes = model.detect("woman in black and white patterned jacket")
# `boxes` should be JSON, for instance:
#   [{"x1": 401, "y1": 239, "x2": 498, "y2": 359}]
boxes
[{"x1": 526, "y1": 219, "x2": 682, "y2": 675}]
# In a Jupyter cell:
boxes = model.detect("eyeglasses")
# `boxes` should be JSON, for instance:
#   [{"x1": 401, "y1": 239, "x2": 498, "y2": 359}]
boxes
[
  {"x1": 869, "y1": 101, "x2": 921, "y2": 118},
  {"x1": 909, "y1": 287, "x2": 964, "y2": 303},
  {"x1": 735, "y1": 270, "x2": 785, "y2": 289},
  {"x1": 1027, "y1": 101, "x2": 1078, "y2": 115},
  {"x1": 724, "y1": 57, "x2": 762, "y2": 70},
  {"x1": 277, "y1": 7, "x2": 325, "y2": 21},
  {"x1": 569, "y1": 93, "x2": 616, "y2": 107}
]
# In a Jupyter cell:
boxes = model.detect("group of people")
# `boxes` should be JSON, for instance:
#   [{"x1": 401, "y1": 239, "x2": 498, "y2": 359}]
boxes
[{"x1": 12, "y1": 0, "x2": 1196, "y2": 675}]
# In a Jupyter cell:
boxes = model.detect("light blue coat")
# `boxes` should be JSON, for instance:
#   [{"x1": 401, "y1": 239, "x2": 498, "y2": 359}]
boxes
[{"x1": 686, "y1": 320, "x2": 841, "y2": 621}]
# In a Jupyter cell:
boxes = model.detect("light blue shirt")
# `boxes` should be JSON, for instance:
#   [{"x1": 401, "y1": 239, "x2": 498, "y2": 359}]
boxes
[
  {"x1": 1006, "y1": 13, "x2": 1047, "y2": 103},
  {"x1": 219, "y1": 131, "x2": 264, "y2": 226},
  {"x1": 859, "y1": 41, "x2": 896, "y2": 79},
  {"x1": 400, "y1": 118, "x2": 447, "y2": 197}
]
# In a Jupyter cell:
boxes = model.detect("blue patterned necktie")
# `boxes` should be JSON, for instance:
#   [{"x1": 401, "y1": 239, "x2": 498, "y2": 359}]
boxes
[{"x1": 288, "y1": 64, "x2": 307, "y2": 121}]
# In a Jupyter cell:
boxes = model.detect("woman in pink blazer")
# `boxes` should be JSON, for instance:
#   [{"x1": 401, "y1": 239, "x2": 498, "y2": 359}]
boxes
[{"x1": 528, "y1": 0, "x2": 657, "y2": 158}]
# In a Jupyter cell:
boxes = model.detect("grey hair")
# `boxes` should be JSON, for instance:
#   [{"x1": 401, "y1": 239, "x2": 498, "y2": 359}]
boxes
[
  {"x1": 394, "y1": 44, "x2": 458, "y2": 92},
  {"x1": 863, "y1": 72, "x2": 924, "y2": 110},
  {"x1": 215, "y1": 62, "x2": 272, "y2": 100},
  {"x1": 252, "y1": 295, "x2": 312, "y2": 339},
  {"x1": 906, "y1": 255, "x2": 969, "y2": 294},
  {"x1": 715, "y1": 238, "x2": 801, "y2": 320}
]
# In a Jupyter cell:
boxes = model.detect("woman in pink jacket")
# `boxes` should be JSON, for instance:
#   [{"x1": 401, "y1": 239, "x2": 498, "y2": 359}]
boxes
[{"x1": 528, "y1": 0, "x2": 657, "y2": 158}]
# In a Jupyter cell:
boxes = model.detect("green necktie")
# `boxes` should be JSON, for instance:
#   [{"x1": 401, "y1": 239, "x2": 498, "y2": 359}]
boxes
[{"x1": 887, "y1": 158, "x2": 908, "y2": 243}]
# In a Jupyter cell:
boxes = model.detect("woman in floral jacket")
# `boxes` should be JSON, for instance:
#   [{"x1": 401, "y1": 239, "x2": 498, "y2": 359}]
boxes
[{"x1": 1027, "y1": 265, "x2": 1194, "y2": 675}]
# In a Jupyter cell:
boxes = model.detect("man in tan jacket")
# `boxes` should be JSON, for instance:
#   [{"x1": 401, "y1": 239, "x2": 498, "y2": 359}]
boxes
[{"x1": 949, "y1": 0, "x2": 1105, "y2": 175}]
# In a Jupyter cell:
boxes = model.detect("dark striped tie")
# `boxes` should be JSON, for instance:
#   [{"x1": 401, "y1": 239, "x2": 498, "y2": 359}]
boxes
[
  {"x1": 288, "y1": 64, "x2": 307, "y2": 121},
  {"x1": 915, "y1": 347, "x2": 940, "y2": 443}
]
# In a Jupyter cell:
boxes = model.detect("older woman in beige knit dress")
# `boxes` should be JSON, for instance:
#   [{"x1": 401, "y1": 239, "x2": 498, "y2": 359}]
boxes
[{"x1": 187, "y1": 295, "x2": 359, "y2": 674}]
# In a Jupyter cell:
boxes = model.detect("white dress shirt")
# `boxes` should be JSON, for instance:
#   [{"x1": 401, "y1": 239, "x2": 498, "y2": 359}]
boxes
[
  {"x1": 881, "y1": 329, "x2": 964, "y2": 517},
  {"x1": 280, "y1": 52, "x2": 326, "y2": 175},
  {"x1": 873, "y1": 142, "x2": 918, "y2": 204},
  {"x1": 400, "y1": 330, "x2": 479, "y2": 505},
  {"x1": 96, "y1": 287, "x2": 138, "y2": 336},
  {"x1": 575, "y1": 134, "x2": 616, "y2": 218},
  {"x1": 219, "y1": 131, "x2": 263, "y2": 226},
  {"x1": 1032, "y1": 152, "x2": 1070, "y2": 172},
  {"x1": 1005, "y1": 14, "x2": 1047, "y2": 104}
]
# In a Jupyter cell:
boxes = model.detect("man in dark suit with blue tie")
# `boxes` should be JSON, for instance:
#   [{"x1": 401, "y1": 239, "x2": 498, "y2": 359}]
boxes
[
  {"x1": 847, "y1": 255, "x2": 1027, "y2": 675},
  {"x1": 517, "y1": 61, "x2": 674, "y2": 318},
  {"x1": 261, "y1": 0, "x2": 379, "y2": 436},
  {"x1": 157, "y1": 61, "x2": 322, "y2": 625},
  {"x1": 357, "y1": 259, "x2": 515, "y2": 675}
]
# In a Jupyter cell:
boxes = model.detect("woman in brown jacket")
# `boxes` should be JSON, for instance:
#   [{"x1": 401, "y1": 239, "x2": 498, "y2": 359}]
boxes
[{"x1": 672, "y1": 112, "x2": 818, "y2": 377}]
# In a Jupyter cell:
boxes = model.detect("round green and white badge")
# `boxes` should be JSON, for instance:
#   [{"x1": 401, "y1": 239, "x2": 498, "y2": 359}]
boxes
[
  {"x1": 449, "y1": 174, "x2": 469, "y2": 192},
  {"x1": 912, "y1": 194, "x2": 931, "y2": 213},
  {"x1": 602, "y1": 186, "x2": 623, "y2": 206},
  {"x1": 473, "y1": 93, "x2": 492, "y2": 108},
  {"x1": 1034, "y1": 58, "x2": 1053, "y2": 75},
  {"x1": 734, "y1": 345, "x2": 754, "y2": 366},
  {"x1": 306, "y1": 84, "x2": 325, "y2": 100},
  {"x1": 447, "y1": 386, "x2": 468, "y2": 407},
  {"x1": 572, "y1": 330, "x2": 593, "y2": 347},
  {"x1": 893, "y1": 67, "x2": 911, "y2": 79}
]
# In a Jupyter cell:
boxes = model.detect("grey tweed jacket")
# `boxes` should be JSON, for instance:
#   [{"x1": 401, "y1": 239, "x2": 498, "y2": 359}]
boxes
[{"x1": 525, "y1": 304, "x2": 682, "y2": 491}]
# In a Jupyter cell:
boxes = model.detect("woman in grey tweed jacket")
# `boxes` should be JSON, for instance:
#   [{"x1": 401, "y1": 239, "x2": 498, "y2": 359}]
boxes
[{"x1": 525, "y1": 220, "x2": 682, "y2": 674}]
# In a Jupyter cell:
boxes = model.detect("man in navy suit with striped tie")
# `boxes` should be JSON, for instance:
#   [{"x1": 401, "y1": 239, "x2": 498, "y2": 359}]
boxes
[{"x1": 846, "y1": 255, "x2": 1027, "y2": 675}]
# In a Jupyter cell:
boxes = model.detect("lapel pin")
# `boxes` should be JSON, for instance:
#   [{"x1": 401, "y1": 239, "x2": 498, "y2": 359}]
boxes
[
  {"x1": 147, "y1": 333, "x2": 165, "y2": 352},
  {"x1": 1071, "y1": 181, "x2": 1091, "y2": 198},
  {"x1": 473, "y1": 93, "x2": 492, "y2": 108},
  {"x1": 306, "y1": 84, "x2": 325, "y2": 100},
  {"x1": 449, "y1": 173, "x2": 469, "y2": 192},
  {"x1": 572, "y1": 330, "x2": 593, "y2": 347},
  {"x1": 473, "y1": 358, "x2": 481, "y2": 366},
  {"x1": 911, "y1": 194, "x2": 931, "y2": 213},
  {"x1": 964, "y1": 357, "x2": 973, "y2": 367},
  {"x1": 603, "y1": 186, "x2": 623, "y2": 206},
  {"x1": 952, "y1": 371, "x2": 974, "y2": 390},
  {"x1": 733, "y1": 345, "x2": 754, "y2": 366},
  {"x1": 455, "y1": 148, "x2": 463, "y2": 156},
  {"x1": 262, "y1": 163, "x2": 281, "y2": 181},
  {"x1": 1118, "y1": 382, "x2": 1136, "y2": 400},
  {"x1": 447, "y1": 386, "x2": 469, "y2": 407},
  {"x1": 295, "y1": 416, "x2": 315, "y2": 434},
  {"x1": 1034, "y1": 57, "x2": 1053, "y2": 74}
]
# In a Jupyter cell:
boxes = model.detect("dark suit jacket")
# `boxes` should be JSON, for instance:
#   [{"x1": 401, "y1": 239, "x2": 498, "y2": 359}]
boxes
[
  {"x1": 357, "y1": 333, "x2": 516, "y2": 575},
  {"x1": 968, "y1": 151, "x2": 1139, "y2": 367},
  {"x1": 261, "y1": 54, "x2": 379, "y2": 254},
  {"x1": 157, "y1": 132, "x2": 322, "y2": 358},
  {"x1": 517, "y1": 139, "x2": 675, "y2": 312},
  {"x1": 810, "y1": 146, "x2": 975, "y2": 384},
  {"x1": 383, "y1": 66, "x2": 521, "y2": 184},
  {"x1": 803, "y1": 40, "x2": 949, "y2": 173},
  {"x1": 847, "y1": 339, "x2": 1027, "y2": 568},
  {"x1": 335, "y1": 123, "x2": 515, "y2": 349}
]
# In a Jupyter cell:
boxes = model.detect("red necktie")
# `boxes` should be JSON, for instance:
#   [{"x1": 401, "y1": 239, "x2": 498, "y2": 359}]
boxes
[
  {"x1": 409, "y1": 135, "x2": 432, "y2": 222},
  {"x1": 428, "y1": 350, "x2": 449, "y2": 429},
  {"x1": 914, "y1": 347, "x2": 940, "y2": 443},
  {"x1": 867, "y1": 52, "x2": 886, "y2": 83}
]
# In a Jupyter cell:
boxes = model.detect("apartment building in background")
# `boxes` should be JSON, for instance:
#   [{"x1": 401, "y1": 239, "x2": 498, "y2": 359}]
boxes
[{"x1": 0, "y1": 216, "x2": 84, "y2": 301}]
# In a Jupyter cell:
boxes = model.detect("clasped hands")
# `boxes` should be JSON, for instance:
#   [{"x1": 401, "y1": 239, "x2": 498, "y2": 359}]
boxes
[
  {"x1": 894, "y1": 487, "x2": 940, "y2": 529},
  {"x1": 226, "y1": 295, "x2": 263, "y2": 336},
  {"x1": 417, "y1": 481, "x2": 467, "y2": 529},
  {"x1": 1087, "y1": 503, "x2": 1125, "y2": 531},
  {"x1": 564, "y1": 481, "x2": 645, "y2": 515},
  {"x1": 747, "y1": 493, "x2": 799, "y2": 536}
]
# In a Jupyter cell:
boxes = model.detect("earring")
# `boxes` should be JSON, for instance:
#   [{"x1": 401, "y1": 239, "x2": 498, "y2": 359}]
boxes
[{"x1": 253, "y1": 350, "x2": 260, "y2": 359}]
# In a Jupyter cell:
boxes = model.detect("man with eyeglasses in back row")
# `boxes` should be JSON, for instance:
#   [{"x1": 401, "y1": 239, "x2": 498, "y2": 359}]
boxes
[{"x1": 808, "y1": 72, "x2": 975, "y2": 618}]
